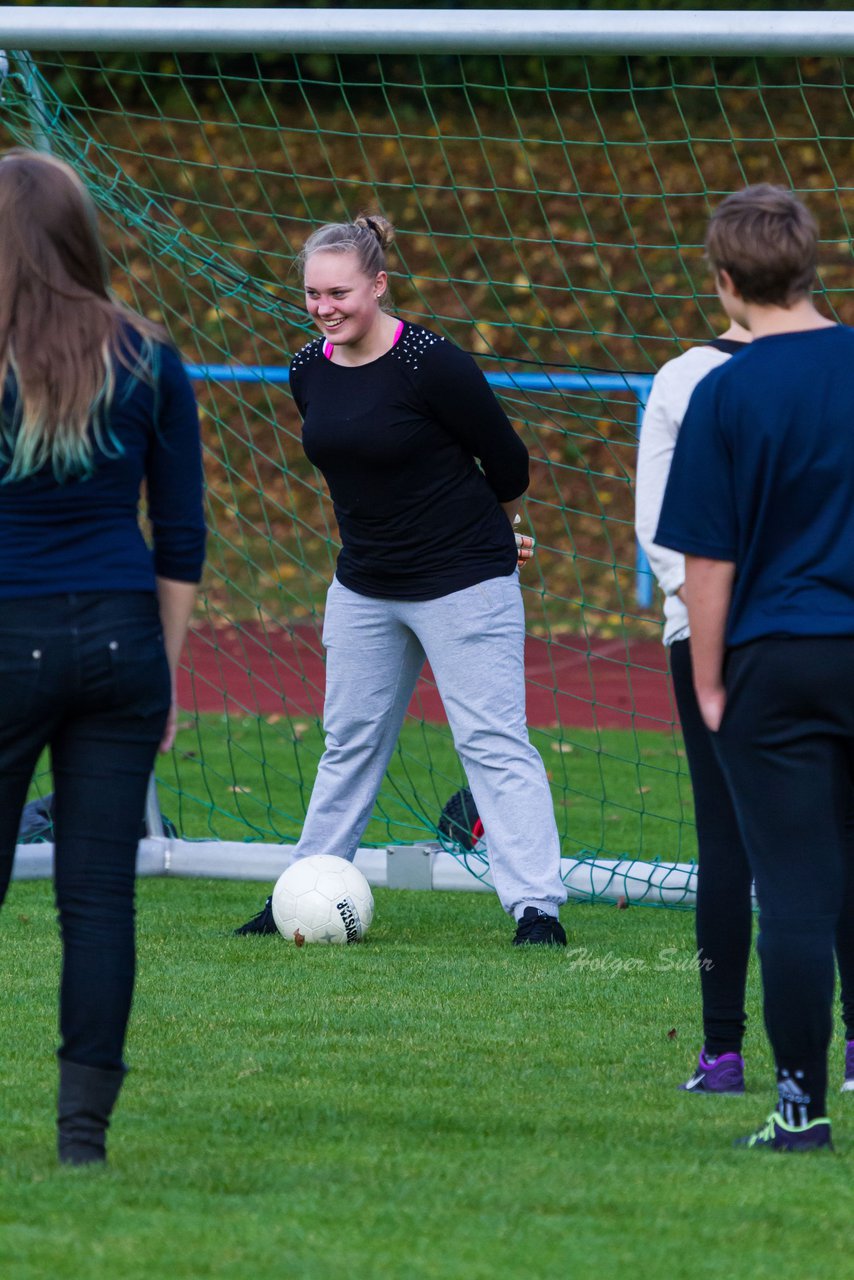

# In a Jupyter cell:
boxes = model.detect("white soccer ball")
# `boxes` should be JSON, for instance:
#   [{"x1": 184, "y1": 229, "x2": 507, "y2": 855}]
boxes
[{"x1": 272, "y1": 854, "x2": 374, "y2": 945}]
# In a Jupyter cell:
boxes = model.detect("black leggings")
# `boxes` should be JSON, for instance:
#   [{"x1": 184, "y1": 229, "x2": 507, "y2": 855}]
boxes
[
  {"x1": 672, "y1": 638, "x2": 854, "y2": 1054},
  {"x1": 0, "y1": 592, "x2": 170, "y2": 1072},
  {"x1": 670, "y1": 640, "x2": 752, "y2": 1055},
  {"x1": 714, "y1": 636, "x2": 854, "y2": 1090}
]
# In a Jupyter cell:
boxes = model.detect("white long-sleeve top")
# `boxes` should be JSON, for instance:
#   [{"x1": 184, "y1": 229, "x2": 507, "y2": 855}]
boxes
[{"x1": 635, "y1": 342, "x2": 743, "y2": 645}]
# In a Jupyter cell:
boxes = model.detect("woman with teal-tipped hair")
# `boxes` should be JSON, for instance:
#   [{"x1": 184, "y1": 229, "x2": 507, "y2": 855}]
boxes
[{"x1": 0, "y1": 150, "x2": 206, "y2": 1166}]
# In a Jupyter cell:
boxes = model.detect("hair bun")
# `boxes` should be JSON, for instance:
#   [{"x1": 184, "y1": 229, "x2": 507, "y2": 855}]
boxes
[{"x1": 354, "y1": 214, "x2": 395, "y2": 252}]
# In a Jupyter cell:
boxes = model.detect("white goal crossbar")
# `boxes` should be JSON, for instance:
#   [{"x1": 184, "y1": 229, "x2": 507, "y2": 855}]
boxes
[{"x1": 0, "y1": 8, "x2": 850, "y2": 57}]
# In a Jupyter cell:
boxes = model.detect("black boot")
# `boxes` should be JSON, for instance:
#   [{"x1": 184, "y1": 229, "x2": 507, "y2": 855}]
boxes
[{"x1": 57, "y1": 1058, "x2": 126, "y2": 1166}]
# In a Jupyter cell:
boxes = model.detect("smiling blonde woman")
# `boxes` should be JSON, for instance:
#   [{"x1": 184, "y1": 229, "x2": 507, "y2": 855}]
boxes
[{"x1": 235, "y1": 216, "x2": 566, "y2": 946}]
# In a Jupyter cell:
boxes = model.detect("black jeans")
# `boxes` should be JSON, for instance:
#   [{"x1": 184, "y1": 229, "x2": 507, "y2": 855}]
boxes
[
  {"x1": 715, "y1": 636, "x2": 854, "y2": 1095},
  {"x1": 670, "y1": 639, "x2": 752, "y2": 1056},
  {"x1": 0, "y1": 592, "x2": 170, "y2": 1071}
]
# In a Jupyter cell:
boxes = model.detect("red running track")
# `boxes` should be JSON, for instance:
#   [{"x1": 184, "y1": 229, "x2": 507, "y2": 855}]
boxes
[{"x1": 178, "y1": 621, "x2": 676, "y2": 732}]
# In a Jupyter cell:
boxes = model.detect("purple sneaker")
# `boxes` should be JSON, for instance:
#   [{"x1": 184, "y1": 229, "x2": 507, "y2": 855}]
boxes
[
  {"x1": 679, "y1": 1049, "x2": 745, "y2": 1094},
  {"x1": 841, "y1": 1040, "x2": 854, "y2": 1094}
]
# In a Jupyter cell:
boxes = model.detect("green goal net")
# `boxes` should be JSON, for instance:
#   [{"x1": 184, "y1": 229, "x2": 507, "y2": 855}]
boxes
[{"x1": 5, "y1": 27, "x2": 850, "y2": 898}]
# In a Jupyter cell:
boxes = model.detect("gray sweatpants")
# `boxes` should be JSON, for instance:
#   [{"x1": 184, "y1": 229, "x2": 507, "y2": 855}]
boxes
[{"x1": 292, "y1": 573, "x2": 566, "y2": 919}]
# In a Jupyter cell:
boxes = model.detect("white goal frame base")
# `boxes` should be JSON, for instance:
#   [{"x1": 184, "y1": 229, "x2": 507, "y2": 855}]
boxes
[{"x1": 11, "y1": 839, "x2": 698, "y2": 907}]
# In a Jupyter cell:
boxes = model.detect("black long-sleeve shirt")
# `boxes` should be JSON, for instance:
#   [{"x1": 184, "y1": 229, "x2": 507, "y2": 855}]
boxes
[{"x1": 289, "y1": 322, "x2": 528, "y2": 600}]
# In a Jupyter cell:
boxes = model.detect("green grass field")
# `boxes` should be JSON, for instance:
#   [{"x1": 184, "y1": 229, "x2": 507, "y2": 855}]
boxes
[{"x1": 1, "y1": 878, "x2": 850, "y2": 1280}]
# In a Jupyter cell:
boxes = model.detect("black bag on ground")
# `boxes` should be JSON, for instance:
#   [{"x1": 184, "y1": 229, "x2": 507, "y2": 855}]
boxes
[
  {"x1": 437, "y1": 787, "x2": 484, "y2": 850},
  {"x1": 15, "y1": 794, "x2": 176, "y2": 843},
  {"x1": 17, "y1": 795, "x2": 54, "y2": 843}
]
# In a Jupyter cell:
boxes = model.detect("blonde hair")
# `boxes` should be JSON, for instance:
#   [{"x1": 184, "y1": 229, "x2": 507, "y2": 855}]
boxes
[{"x1": 300, "y1": 215, "x2": 395, "y2": 292}]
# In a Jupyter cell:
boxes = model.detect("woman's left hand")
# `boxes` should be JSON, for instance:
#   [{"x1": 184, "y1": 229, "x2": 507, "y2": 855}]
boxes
[
  {"x1": 159, "y1": 700, "x2": 178, "y2": 753},
  {"x1": 515, "y1": 532, "x2": 535, "y2": 569}
]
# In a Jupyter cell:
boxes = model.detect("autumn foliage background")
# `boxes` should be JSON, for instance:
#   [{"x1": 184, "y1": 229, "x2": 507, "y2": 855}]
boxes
[{"x1": 14, "y1": 48, "x2": 854, "y2": 638}]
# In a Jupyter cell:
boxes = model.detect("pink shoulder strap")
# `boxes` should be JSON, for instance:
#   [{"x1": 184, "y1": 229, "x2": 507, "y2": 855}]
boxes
[{"x1": 322, "y1": 319, "x2": 405, "y2": 361}]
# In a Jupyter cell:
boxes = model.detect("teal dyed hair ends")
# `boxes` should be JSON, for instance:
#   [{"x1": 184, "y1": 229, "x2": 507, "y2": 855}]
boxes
[{"x1": 0, "y1": 150, "x2": 164, "y2": 483}]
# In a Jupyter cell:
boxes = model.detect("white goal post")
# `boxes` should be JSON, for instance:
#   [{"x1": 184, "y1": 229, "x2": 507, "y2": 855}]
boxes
[{"x1": 5, "y1": 7, "x2": 821, "y2": 905}]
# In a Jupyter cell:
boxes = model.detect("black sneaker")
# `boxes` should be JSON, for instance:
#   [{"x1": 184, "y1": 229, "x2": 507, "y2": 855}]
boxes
[
  {"x1": 512, "y1": 907, "x2": 567, "y2": 946},
  {"x1": 233, "y1": 895, "x2": 278, "y2": 936}
]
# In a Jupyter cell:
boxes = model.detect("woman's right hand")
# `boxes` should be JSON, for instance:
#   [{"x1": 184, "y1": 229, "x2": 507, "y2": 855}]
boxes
[
  {"x1": 696, "y1": 684, "x2": 726, "y2": 733},
  {"x1": 515, "y1": 532, "x2": 535, "y2": 569}
]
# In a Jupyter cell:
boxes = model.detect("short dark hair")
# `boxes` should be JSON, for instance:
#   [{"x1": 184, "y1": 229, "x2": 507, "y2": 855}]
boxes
[{"x1": 705, "y1": 184, "x2": 818, "y2": 306}]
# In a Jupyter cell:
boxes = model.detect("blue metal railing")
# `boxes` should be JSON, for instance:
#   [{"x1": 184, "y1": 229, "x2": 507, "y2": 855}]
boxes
[{"x1": 185, "y1": 364, "x2": 656, "y2": 608}]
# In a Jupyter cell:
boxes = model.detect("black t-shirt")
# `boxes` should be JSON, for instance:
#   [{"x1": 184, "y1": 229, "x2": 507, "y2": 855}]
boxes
[{"x1": 289, "y1": 322, "x2": 528, "y2": 600}]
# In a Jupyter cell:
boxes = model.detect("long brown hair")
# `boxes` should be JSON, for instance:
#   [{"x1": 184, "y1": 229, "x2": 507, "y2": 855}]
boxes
[{"x1": 0, "y1": 149, "x2": 163, "y2": 480}]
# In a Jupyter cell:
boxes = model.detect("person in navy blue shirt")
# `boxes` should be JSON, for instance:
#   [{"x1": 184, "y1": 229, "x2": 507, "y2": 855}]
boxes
[
  {"x1": 0, "y1": 150, "x2": 205, "y2": 1165},
  {"x1": 657, "y1": 184, "x2": 854, "y2": 1151},
  {"x1": 235, "y1": 214, "x2": 567, "y2": 946}
]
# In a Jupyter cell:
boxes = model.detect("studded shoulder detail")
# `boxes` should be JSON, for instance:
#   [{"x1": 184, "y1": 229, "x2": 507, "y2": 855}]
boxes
[
  {"x1": 390, "y1": 323, "x2": 445, "y2": 375},
  {"x1": 289, "y1": 336, "x2": 324, "y2": 370}
]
